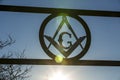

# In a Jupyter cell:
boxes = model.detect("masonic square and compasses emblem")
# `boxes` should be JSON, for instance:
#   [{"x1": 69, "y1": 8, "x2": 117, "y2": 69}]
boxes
[
  {"x1": 39, "y1": 14, "x2": 91, "y2": 61},
  {"x1": 1, "y1": 5, "x2": 119, "y2": 66}
]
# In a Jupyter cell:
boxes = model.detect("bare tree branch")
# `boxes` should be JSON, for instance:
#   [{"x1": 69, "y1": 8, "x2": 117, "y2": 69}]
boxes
[
  {"x1": 0, "y1": 51, "x2": 32, "y2": 80},
  {"x1": 0, "y1": 35, "x2": 32, "y2": 80},
  {"x1": 0, "y1": 35, "x2": 15, "y2": 49}
]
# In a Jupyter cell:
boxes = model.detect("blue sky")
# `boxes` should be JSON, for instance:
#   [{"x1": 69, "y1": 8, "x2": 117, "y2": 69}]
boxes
[{"x1": 0, "y1": 0, "x2": 120, "y2": 80}]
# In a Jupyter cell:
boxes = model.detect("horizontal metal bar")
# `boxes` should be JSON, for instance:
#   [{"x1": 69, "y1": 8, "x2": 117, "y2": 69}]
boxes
[
  {"x1": 0, "y1": 5, "x2": 120, "y2": 17},
  {"x1": 0, "y1": 59, "x2": 120, "y2": 66}
]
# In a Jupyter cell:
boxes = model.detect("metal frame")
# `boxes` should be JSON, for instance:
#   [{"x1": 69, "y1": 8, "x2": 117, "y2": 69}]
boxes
[
  {"x1": 0, "y1": 5, "x2": 120, "y2": 66},
  {"x1": 0, "y1": 59, "x2": 120, "y2": 66},
  {"x1": 0, "y1": 5, "x2": 120, "y2": 17}
]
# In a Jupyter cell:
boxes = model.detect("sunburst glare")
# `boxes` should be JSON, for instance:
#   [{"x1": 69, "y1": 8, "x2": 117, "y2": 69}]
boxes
[{"x1": 48, "y1": 70, "x2": 71, "y2": 80}]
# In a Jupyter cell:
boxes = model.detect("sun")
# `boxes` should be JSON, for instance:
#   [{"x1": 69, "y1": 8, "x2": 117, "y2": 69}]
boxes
[{"x1": 48, "y1": 71, "x2": 69, "y2": 80}]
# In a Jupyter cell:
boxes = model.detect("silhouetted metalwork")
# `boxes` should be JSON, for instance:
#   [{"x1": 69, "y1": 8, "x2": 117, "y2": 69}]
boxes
[
  {"x1": 58, "y1": 32, "x2": 72, "y2": 49},
  {"x1": 0, "y1": 59, "x2": 120, "y2": 66},
  {"x1": 0, "y1": 5, "x2": 120, "y2": 66},
  {"x1": 40, "y1": 14, "x2": 91, "y2": 60},
  {"x1": 0, "y1": 5, "x2": 120, "y2": 17}
]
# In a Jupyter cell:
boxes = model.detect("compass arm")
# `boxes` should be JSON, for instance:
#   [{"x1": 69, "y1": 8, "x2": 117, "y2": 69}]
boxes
[
  {"x1": 48, "y1": 17, "x2": 65, "y2": 48},
  {"x1": 66, "y1": 36, "x2": 86, "y2": 56},
  {"x1": 64, "y1": 16, "x2": 84, "y2": 49},
  {"x1": 44, "y1": 35, "x2": 66, "y2": 55}
]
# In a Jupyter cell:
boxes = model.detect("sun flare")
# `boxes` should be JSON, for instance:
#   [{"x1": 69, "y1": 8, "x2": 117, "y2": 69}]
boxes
[
  {"x1": 55, "y1": 55, "x2": 63, "y2": 63},
  {"x1": 48, "y1": 71, "x2": 70, "y2": 80}
]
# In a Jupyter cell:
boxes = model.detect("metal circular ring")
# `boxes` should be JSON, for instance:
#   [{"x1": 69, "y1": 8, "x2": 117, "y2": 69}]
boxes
[{"x1": 39, "y1": 14, "x2": 91, "y2": 60}]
